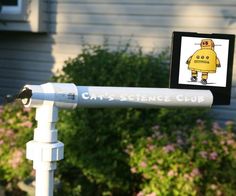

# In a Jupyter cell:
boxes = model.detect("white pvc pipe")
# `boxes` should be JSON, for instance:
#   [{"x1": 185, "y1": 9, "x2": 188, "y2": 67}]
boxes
[
  {"x1": 77, "y1": 86, "x2": 213, "y2": 108},
  {"x1": 35, "y1": 169, "x2": 54, "y2": 196},
  {"x1": 22, "y1": 83, "x2": 213, "y2": 108},
  {"x1": 26, "y1": 104, "x2": 63, "y2": 196}
]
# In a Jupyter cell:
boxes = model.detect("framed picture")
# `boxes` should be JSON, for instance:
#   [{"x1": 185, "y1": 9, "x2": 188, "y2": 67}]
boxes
[{"x1": 170, "y1": 31, "x2": 235, "y2": 105}]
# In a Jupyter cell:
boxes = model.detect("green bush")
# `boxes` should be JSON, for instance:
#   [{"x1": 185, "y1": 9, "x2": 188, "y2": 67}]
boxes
[
  {"x1": 0, "y1": 102, "x2": 35, "y2": 193},
  {"x1": 0, "y1": 44, "x2": 211, "y2": 195},
  {"x1": 129, "y1": 120, "x2": 236, "y2": 196},
  {"x1": 53, "y1": 44, "x2": 208, "y2": 195}
]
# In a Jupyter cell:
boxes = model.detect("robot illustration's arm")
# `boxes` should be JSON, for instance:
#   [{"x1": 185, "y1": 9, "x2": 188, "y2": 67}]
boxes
[
  {"x1": 216, "y1": 57, "x2": 221, "y2": 67},
  {"x1": 186, "y1": 56, "x2": 192, "y2": 64}
]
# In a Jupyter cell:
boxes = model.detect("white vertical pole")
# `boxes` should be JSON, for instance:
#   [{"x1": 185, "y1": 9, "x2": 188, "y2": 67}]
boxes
[
  {"x1": 26, "y1": 105, "x2": 64, "y2": 196},
  {"x1": 35, "y1": 167, "x2": 54, "y2": 196}
]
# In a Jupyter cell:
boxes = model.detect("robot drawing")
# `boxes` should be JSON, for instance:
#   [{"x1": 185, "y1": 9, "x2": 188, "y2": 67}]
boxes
[{"x1": 186, "y1": 39, "x2": 221, "y2": 85}]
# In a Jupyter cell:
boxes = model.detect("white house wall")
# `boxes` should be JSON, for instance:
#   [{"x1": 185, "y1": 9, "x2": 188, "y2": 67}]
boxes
[{"x1": 0, "y1": 0, "x2": 235, "y2": 122}]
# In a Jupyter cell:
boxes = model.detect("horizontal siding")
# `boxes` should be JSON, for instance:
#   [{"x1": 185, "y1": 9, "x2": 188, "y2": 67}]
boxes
[
  {"x1": 0, "y1": 0, "x2": 236, "y2": 123},
  {"x1": 0, "y1": 59, "x2": 54, "y2": 72},
  {"x1": 0, "y1": 49, "x2": 54, "y2": 63},
  {"x1": 52, "y1": 0, "x2": 236, "y2": 6},
  {"x1": 49, "y1": 15, "x2": 236, "y2": 30},
  {"x1": 230, "y1": 86, "x2": 236, "y2": 97},
  {"x1": 211, "y1": 106, "x2": 236, "y2": 121},
  {"x1": 211, "y1": 109, "x2": 236, "y2": 121},
  {"x1": 49, "y1": 24, "x2": 236, "y2": 37},
  {"x1": 0, "y1": 67, "x2": 51, "y2": 81},
  {"x1": 51, "y1": 4, "x2": 236, "y2": 17},
  {"x1": 60, "y1": 12, "x2": 235, "y2": 24},
  {"x1": 0, "y1": 35, "x2": 168, "y2": 54}
]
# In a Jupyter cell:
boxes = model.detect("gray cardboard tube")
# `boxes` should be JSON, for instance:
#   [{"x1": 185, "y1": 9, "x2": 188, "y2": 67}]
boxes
[{"x1": 77, "y1": 86, "x2": 213, "y2": 108}]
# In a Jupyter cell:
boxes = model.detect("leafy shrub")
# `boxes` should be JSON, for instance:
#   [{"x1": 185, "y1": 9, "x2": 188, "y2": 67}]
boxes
[
  {"x1": 0, "y1": 43, "x2": 211, "y2": 195},
  {"x1": 0, "y1": 102, "x2": 35, "y2": 193},
  {"x1": 53, "y1": 44, "x2": 208, "y2": 195},
  {"x1": 129, "y1": 120, "x2": 236, "y2": 196}
]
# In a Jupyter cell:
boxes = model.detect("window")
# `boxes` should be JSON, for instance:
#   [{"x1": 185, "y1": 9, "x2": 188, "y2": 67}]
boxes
[
  {"x1": 1, "y1": 0, "x2": 23, "y2": 14},
  {"x1": 0, "y1": 0, "x2": 47, "y2": 32},
  {"x1": 0, "y1": 0, "x2": 26, "y2": 21}
]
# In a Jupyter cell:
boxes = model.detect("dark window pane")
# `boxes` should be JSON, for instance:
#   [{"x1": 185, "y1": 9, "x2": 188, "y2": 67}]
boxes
[{"x1": 2, "y1": 0, "x2": 18, "y2": 6}]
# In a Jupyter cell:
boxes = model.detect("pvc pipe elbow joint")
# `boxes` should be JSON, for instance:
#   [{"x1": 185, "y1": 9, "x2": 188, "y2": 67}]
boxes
[{"x1": 19, "y1": 83, "x2": 78, "y2": 109}]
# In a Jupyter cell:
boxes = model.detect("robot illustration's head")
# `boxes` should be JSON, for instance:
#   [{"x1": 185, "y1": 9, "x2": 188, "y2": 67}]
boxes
[{"x1": 200, "y1": 39, "x2": 215, "y2": 49}]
